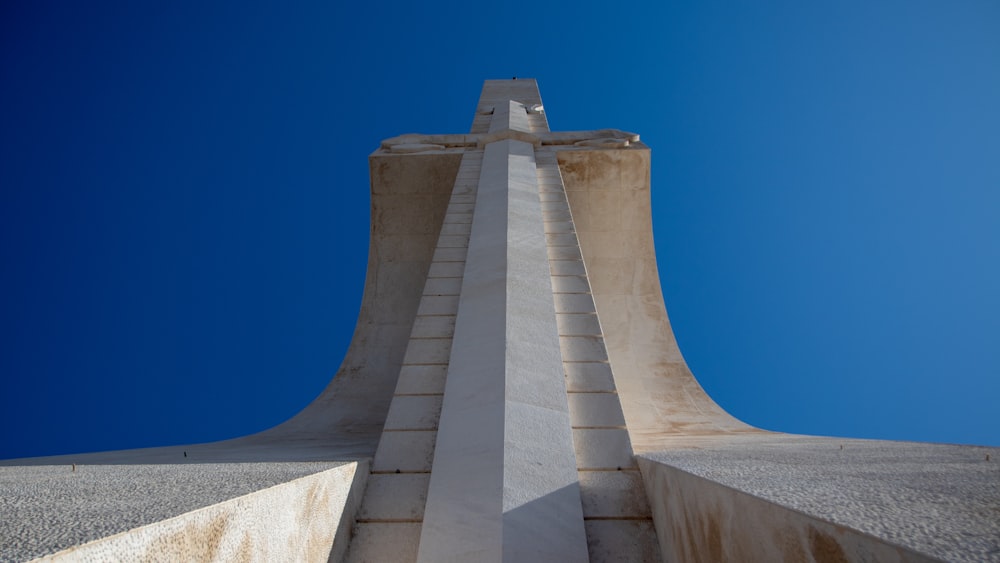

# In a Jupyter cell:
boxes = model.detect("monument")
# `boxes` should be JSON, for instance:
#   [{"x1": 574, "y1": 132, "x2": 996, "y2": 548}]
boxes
[{"x1": 1, "y1": 79, "x2": 998, "y2": 562}]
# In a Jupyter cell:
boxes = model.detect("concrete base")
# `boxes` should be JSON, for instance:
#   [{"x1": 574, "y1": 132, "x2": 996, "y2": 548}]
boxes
[
  {"x1": 639, "y1": 435, "x2": 1000, "y2": 563},
  {"x1": 1, "y1": 461, "x2": 367, "y2": 562}
]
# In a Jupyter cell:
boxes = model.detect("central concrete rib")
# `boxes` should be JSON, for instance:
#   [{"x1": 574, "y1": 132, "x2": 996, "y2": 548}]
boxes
[{"x1": 417, "y1": 90, "x2": 588, "y2": 562}]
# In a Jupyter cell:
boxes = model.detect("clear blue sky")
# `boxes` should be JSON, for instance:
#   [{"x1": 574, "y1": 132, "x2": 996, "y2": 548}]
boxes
[{"x1": 1, "y1": 1, "x2": 997, "y2": 460}]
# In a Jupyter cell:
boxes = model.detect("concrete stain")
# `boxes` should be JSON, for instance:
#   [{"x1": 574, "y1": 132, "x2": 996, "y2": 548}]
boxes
[{"x1": 808, "y1": 525, "x2": 849, "y2": 563}]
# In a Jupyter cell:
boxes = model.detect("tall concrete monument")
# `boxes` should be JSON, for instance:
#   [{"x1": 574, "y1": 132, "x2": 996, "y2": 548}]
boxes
[{"x1": 2, "y1": 80, "x2": 998, "y2": 562}]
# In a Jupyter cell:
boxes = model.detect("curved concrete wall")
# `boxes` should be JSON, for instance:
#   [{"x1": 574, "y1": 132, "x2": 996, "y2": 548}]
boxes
[{"x1": 556, "y1": 148, "x2": 758, "y2": 453}]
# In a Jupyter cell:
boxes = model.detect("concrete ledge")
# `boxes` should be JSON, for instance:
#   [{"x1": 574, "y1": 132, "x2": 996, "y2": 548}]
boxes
[
  {"x1": 15, "y1": 461, "x2": 368, "y2": 563},
  {"x1": 638, "y1": 436, "x2": 1000, "y2": 562}
]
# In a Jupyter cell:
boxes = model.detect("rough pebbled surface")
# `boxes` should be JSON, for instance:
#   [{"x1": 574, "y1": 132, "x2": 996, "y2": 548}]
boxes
[
  {"x1": 641, "y1": 435, "x2": 1000, "y2": 562},
  {"x1": 0, "y1": 461, "x2": 352, "y2": 562}
]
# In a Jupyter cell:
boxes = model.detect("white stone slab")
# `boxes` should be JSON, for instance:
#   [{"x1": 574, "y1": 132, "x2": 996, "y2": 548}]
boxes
[
  {"x1": 410, "y1": 316, "x2": 456, "y2": 338},
  {"x1": 422, "y1": 277, "x2": 462, "y2": 296},
  {"x1": 427, "y1": 261, "x2": 465, "y2": 279},
  {"x1": 444, "y1": 212, "x2": 473, "y2": 224},
  {"x1": 415, "y1": 295, "x2": 459, "y2": 316},
  {"x1": 560, "y1": 336, "x2": 610, "y2": 362},
  {"x1": 578, "y1": 470, "x2": 651, "y2": 518},
  {"x1": 436, "y1": 234, "x2": 469, "y2": 248},
  {"x1": 573, "y1": 429, "x2": 636, "y2": 470},
  {"x1": 402, "y1": 338, "x2": 452, "y2": 365},
  {"x1": 395, "y1": 365, "x2": 447, "y2": 395},
  {"x1": 551, "y1": 275, "x2": 591, "y2": 293},
  {"x1": 357, "y1": 473, "x2": 430, "y2": 521},
  {"x1": 568, "y1": 393, "x2": 627, "y2": 428},
  {"x1": 545, "y1": 232, "x2": 578, "y2": 246},
  {"x1": 418, "y1": 137, "x2": 587, "y2": 562},
  {"x1": 372, "y1": 431, "x2": 436, "y2": 473},
  {"x1": 564, "y1": 362, "x2": 616, "y2": 392},
  {"x1": 384, "y1": 396, "x2": 443, "y2": 431},
  {"x1": 554, "y1": 293, "x2": 597, "y2": 313},
  {"x1": 583, "y1": 520, "x2": 660, "y2": 563},
  {"x1": 557, "y1": 313, "x2": 603, "y2": 336},
  {"x1": 440, "y1": 222, "x2": 471, "y2": 235},
  {"x1": 346, "y1": 522, "x2": 421, "y2": 563},
  {"x1": 431, "y1": 247, "x2": 467, "y2": 262},
  {"x1": 548, "y1": 245, "x2": 584, "y2": 261},
  {"x1": 544, "y1": 220, "x2": 575, "y2": 234},
  {"x1": 550, "y1": 260, "x2": 586, "y2": 276}
]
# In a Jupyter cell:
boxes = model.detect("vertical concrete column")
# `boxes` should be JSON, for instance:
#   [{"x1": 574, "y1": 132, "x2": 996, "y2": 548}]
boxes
[{"x1": 417, "y1": 124, "x2": 588, "y2": 560}]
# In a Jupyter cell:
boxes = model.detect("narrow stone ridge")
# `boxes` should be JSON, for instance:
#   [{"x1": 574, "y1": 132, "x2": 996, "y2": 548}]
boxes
[
  {"x1": 537, "y1": 150, "x2": 661, "y2": 561},
  {"x1": 344, "y1": 150, "x2": 482, "y2": 563},
  {"x1": 416, "y1": 82, "x2": 589, "y2": 563}
]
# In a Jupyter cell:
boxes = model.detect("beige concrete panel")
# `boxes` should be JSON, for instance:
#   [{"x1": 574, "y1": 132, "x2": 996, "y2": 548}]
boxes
[
  {"x1": 576, "y1": 230, "x2": 626, "y2": 259},
  {"x1": 384, "y1": 396, "x2": 443, "y2": 431},
  {"x1": 369, "y1": 152, "x2": 463, "y2": 196},
  {"x1": 415, "y1": 295, "x2": 459, "y2": 316},
  {"x1": 544, "y1": 220, "x2": 575, "y2": 234},
  {"x1": 578, "y1": 470, "x2": 651, "y2": 518},
  {"x1": 372, "y1": 431, "x2": 436, "y2": 473},
  {"x1": 394, "y1": 365, "x2": 447, "y2": 395},
  {"x1": 402, "y1": 338, "x2": 452, "y2": 365},
  {"x1": 440, "y1": 222, "x2": 471, "y2": 236},
  {"x1": 554, "y1": 293, "x2": 597, "y2": 314},
  {"x1": 436, "y1": 234, "x2": 469, "y2": 248},
  {"x1": 620, "y1": 187, "x2": 653, "y2": 234},
  {"x1": 356, "y1": 473, "x2": 430, "y2": 521},
  {"x1": 410, "y1": 316, "x2": 455, "y2": 338},
  {"x1": 345, "y1": 522, "x2": 421, "y2": 563},
  {"x1": 544, "y1": 209, "x2": 573, "y2": 222},
  {"x1": 583, "y1": 520, "x2": 660, "y2": 563},
  {"x1": 551, "y1": 275, "x2": 591, "y2": 293},
  {"x1": 638, "y1": 453, "x2": 943, "y2": 563},
  {"x1": 550, "y1": 260, "x2": 586, "y2": 276},
  {"x1": 547, "y1": 245, "x2": 583, "y2": 261},
  {"x1": 583, "y1": 257, "x2": 635, "y2": 296},
  {"x1": 573, "y1": 429, "x2": 636, "y2": 470},
  {"x1": 422, "y1": 277, "x2": 462, "y2": 296},
  {"x1": 568, "y1": 393, "x2": 627, "y2": 428},
  {"x1": 540, "y1": 200, "x2": 570, "y2": 213},
  {"x1": 444, "y1": 211, "x2": 473, "y2": 224},
  {"x1": 431, "y1": 246, "x2": 467, "y2": 262},
  {"x1": 545, "y1": 232, "x2": 578, "y2": 246},
  {"x1": 564, "y1": 362, "x2": 617, "y2": 392},
  {"x1": 560, "y1": 336, "x2": 609, "y2": 362},
  {"x1": 556, "y1": 313, "x2": 602, "y2": 336},
  {"x1": 427, "y1": 261, "x2": 464, "y2": 278},
  {"x1": 588, "y1": 190, "x2": 621, "y2": 232}
]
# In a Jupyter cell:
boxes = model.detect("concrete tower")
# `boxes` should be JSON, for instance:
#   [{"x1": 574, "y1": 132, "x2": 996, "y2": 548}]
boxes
[{"x1": 2, "y1": 80, "x2": 998, "y2": 562}]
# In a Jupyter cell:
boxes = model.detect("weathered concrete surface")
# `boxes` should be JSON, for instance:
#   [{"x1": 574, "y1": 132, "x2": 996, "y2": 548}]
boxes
[
  {"x1": 417, "y1": 135, "x2": 588, "y2": 562},
  {"x1": 639, "y1": 435, "x2": 1000, "y2": 563},
  {"x1": 1, "y1": 461, "x2": 366, "y2": 562},
  {"x1": 556, "y1": 147, "x2": 761, "y2": 454}
]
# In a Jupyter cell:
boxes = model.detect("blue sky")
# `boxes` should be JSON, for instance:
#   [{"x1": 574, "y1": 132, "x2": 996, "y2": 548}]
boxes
[{"x1": 1, "y1": 1, "x2": 997, "y2": 460}]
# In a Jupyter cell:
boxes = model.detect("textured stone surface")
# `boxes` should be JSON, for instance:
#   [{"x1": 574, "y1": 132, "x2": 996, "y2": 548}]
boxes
[
  {"x1": 640, "y1": 435, "x2": 1000, "y2": 563},
  {"x1": 1, "y1": 461, "x2": 365, "y2": 562}
]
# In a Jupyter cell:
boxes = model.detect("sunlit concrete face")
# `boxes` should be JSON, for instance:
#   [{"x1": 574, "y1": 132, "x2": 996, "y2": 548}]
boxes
[{"x1": 2, "y1": 79, "x2": 998, "y2": 563}]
